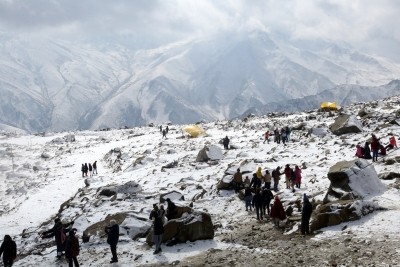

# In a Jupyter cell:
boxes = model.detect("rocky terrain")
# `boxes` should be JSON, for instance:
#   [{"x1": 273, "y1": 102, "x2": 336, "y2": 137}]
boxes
[{"x1": 1, "y1": 96, "x2": 400, "y2": 266}]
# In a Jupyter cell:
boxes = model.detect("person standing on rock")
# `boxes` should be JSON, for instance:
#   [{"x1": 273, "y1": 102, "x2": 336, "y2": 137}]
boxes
[
  {"x1": 162, "y1": 129, "x2": 167, "y2": 139},
  {"x1": 0, "y1": 235, "x2": 17, "y2": 267},
  {"x1": 166, "y1": 198, "x2": 177, "y2": 220},
  {"x1": 270, "y1": 196, "x2": 286, "y2": 227},
  {"x1": 150, "y1": 207, "x2": 164, "y2": 254},
  {"x1": 92, "y1": 161, "x2": 98, "y2": 175},
  {"x1": 149, "y1": 204, "x2": 159, "y2": 220},
  {"x1": 252, "y1": 188, "x2": 264, "y2": 221},
  {"x1": 233, "y1": 168, "x2": 243, "y2": 193},
  {"x1": 65, "y1": 229, "x2": 80, "y2": 267},
  {"x1": 105, "y1": 220, "x2": 119, "y2": 263},
  {"x1": 301, "y1": 194, "x2": 313, "y2": 236}
]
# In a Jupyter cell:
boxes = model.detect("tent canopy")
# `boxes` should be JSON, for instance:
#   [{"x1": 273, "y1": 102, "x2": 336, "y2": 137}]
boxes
[
  {"x1": 320, "y1": 102, "x2": 337, "y2": 110},
  {"x1": 182, "y1": 125, "x2": 205, "y2": 138}
]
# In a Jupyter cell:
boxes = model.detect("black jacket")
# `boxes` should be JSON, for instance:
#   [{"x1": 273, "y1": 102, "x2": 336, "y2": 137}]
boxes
[
  {"x1": 106, "y1": 224, "x2": 119, "y2": 246},
  {"x1": 0, "y1": 240, "x2": 16, "y2": 261},
  {"x1": 42, "y1": 221, "x2": 73, "y2": 245},
  {"x1": 252, "y1": 193, "x2": 264, "y2": 207}
]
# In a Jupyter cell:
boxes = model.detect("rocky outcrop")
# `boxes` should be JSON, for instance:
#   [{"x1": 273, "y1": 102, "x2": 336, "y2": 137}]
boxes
[
  {"x1": 160, "y1": 191, "x2": 185, "y2": 202},
  {"x1": 83, "y1": 212, "x2": 151, "y2": 243},
  {"x1": 378, "y1": 172, "x2": 400, "y2": 180},
  {"x1": 146, "y1": 211, "x2": 214, "y2": 245},
  {"x1": 196, "y1": 145, "x2": 223, "y2": 162},
  {"x1": 329, "y1": 114, "x2": 363, "y2": 135},
  {"x1": 311, "y1": 159, "x2": 386, "y2": 232},
  {"x1": 97, "y1": 181, "x2": 142, "y2": 197},
  {"x1": 323, "y1": 159, "x2": 386, "y2": 203}
]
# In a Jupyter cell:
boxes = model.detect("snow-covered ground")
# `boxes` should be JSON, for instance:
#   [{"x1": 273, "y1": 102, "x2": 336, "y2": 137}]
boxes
[{"x1": 2, "y1": 96, "x2": 400, "y2": 266}]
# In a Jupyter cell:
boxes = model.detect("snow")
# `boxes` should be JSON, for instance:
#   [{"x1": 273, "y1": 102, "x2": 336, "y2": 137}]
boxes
[{"x1": 2, "y1": 96, "x2": 400, "y2": 266}]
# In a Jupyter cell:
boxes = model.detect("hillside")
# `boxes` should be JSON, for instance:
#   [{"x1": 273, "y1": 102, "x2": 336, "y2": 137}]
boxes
[{"x1": 1, "y1": 95, "x2": 400, "y2": 266}]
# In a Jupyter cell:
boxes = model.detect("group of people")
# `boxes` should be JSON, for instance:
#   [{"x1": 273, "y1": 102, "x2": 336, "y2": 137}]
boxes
[
  {"x1": 233, "y1": 166, "x2": 311, "y2": 235},
  {"x1": 356, "y1": 134, "x2": 397, "y2": 162},
  {"x1": 160, "y1": 125, "x2": 169, "y2": 139},
  {"x1": 272, "y1": 126, "x2": 292, "y2": 145},
  {"x1": 233, "y1": 165, "x2": 303, "y2": 194},
  {"x1": 80, "y1": 161, "x2": 97, "y2": 177},
  {"x1": 39, "y1": 217, "x2": 120, "y2": 265},
  {"x1": 148, "y1": 198, "x2": 177, "y2": 254}
]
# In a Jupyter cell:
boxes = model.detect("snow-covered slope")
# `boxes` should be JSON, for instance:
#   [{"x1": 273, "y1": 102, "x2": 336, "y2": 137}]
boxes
[
  {"x1": 2, "y1": 95, "x2": 400, "y2": 266},
  {"x1": 1, "y1": 31, "x2": 400, "y2": 132}
]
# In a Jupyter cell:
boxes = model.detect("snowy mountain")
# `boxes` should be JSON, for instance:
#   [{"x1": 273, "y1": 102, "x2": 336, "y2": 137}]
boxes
[
  {"x1": 1, "y1": 31, "x2": 400, "y2": 132},
  {"x1": 3, "y1": 95, "x2": 400, "y2": 266}
]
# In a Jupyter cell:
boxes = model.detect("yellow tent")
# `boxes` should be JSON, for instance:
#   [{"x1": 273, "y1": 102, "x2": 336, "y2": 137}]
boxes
[
  {"x1": 320, "y1": 102, "x2": 337, "y2": 110},
  {"x1": 182, "y1": 125, "x2": 205, "y2": 138}
]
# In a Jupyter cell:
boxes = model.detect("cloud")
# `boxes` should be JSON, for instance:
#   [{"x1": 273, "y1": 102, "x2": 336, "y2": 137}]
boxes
[{"x1": 0, "y1": 0, "x2": 399, "y2": 59}]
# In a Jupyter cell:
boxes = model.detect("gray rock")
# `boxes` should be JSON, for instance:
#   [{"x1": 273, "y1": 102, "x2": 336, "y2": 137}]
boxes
[{"x1": 329, "y1": 115, "x2": 363, "y2": 136}]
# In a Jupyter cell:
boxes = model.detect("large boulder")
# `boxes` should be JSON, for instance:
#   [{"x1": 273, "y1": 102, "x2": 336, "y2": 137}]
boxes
[
  {"x1": 97, "y1": 181, "x2": 142, "y2": 197},
  {"x1": 217, "y1": 175, "x2": 233, "y2": 190},
  {"x1": 311, "y1": 159, "x2": 386, "y2": 232},
  {"x1": 329, "y1": 114, "x2": 363, "y2": 135},
  {"x1": 310, "y1": 200, "x2": 377, "y2": 232},
  {"x1": 160, "y1": 191, "x2": 185, "y2": 202},
  {"x1": 196, "y1": 145, "x2": 223, "y2": 162},
  {"x1": 83, "y1": 212, "x2": 151, "y2": 243},
  {"x1": 323, "y1": 159, "x2": 386, "y2": 203},
  {"x1": 146, "y1": 211, "x2": 214, "y2": 245}
]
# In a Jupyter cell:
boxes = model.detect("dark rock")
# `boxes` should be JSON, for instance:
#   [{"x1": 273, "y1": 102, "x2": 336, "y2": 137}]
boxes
[
  {"x1": 378, "y1": 172, "x2": 400, "y2": 180},
  {"x1": 146, "y1": 211, "x2": 214, "y2": 245}
]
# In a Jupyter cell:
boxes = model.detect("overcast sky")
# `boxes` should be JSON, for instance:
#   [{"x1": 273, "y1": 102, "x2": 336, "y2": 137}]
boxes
[{"x1": 0, "y1": 0, "x2": 399, "y2": 60}]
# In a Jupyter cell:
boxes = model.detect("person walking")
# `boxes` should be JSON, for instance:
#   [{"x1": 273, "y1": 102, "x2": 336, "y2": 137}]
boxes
[
  {"x1": 301, "y1": 194, "x2": 313, "y2": 236},
  {"x1": 81, "y1": 164, "x2": 85, "y2": 177},
  {"x1": 294, "y1": 165, "x2": 302, "y2": 189},
  {"x1": 284, "y1": 164, "x2": 292, "y2": 189},
  {"x1": 223, "y1": 136, "x2": 230, "y2": 150},
  {"x1": 88, "y1": 163, "x2": 93, "y2": 177},
  {"x1": 262, "y1": 188, "x2": 274, "y2": 216},
  {"x1": 252, "y1": 188, "x2": 264, "y2": 221},
  {"x1": 263, "y1": 131, "x2": 270, "y2": 144},
  {"x1": 244, "y1": 185, "x2": 253, "y2": 211},
  {"x1": 65, "y1": 229, "x2": 80, "y2": 267},
  {"x1": 92, "y1": 161, "x2": 98, "y2": 175},
  {"x1": 83, "y1": 163, "x2": 88, "y2": 177},
  {"x1": 105, "y1": 220, "x2": 119, "y2": 263},
  {"x1": 0, "y1": 235, "x2": 16, "y2": 267}
]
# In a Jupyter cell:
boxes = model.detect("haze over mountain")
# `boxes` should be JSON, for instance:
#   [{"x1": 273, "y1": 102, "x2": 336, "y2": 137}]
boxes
[{"x1": 1, "y1": 30, "x2": 400, "y2": 133}]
